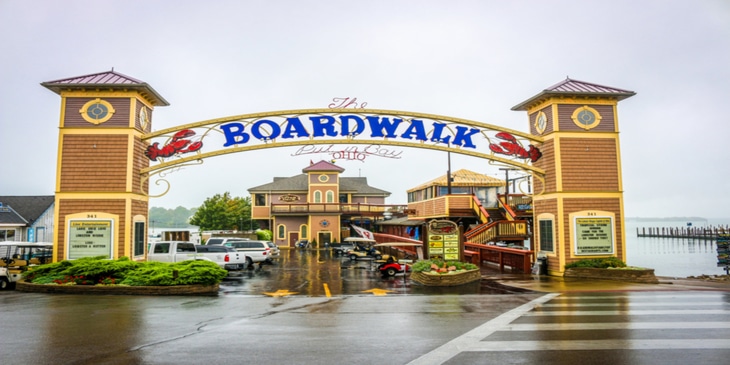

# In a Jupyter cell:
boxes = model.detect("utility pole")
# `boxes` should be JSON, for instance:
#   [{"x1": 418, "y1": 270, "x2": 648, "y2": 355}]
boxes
[
  {"x1": 498, "y1": 168, "x2": 517, "y2": 198},
  {"x1": 447, "y1": 143, "x2": 452, "y2": 195}
]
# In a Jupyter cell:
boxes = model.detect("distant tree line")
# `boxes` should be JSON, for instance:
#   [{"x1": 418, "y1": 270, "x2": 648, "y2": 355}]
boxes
[
  {"x1": 150, "y1": 192, "x2": 256, "y2": 232},
  {"x1": 149, "y1": 206, "x2": 198, "y2": 229}
]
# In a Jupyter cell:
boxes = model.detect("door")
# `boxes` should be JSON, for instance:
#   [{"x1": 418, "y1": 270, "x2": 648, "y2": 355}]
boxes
[
  {"x1": 318, "y1": 232, "x2": 332, "y2": 247},
  {"x1": 289, "y1": 232, "x2": 299, "y2": 248}
]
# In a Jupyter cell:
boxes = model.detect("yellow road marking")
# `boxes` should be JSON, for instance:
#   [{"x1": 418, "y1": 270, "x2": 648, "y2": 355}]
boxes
[
  {"x1": 363, "y1": 288, "x2": 393, "y2": 296},
  {"x1": 263, "y1": 289, "x2": 298, "y2": 297},
  {"x1": 324, "y1": 283, "x2": 331, "y2": 297}
]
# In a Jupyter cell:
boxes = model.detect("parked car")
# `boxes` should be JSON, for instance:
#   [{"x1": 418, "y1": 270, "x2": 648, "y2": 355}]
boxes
[
  {"x1": 204, "y1": 237, "x2": 249, "y2": 246},
  {"x1": 194, "y1": 245, "x2": 247, "y2": 271},
  {"x1": 147, "y1": 241, "x2": 247, "y2": 271},
  {"x1": 214, "y1": 240, "x2": 279, "y2": 268}
]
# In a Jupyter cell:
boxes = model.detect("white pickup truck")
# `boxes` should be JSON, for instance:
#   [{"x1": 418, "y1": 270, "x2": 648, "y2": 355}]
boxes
[{"x1": 147, "y1": 241, "x2": 247, "y2": 271}]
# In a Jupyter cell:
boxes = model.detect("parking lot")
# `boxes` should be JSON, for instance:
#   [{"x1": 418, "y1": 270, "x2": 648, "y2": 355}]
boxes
[{"x1": 219, "y1": 248, "x2": 532, "y2": 297}]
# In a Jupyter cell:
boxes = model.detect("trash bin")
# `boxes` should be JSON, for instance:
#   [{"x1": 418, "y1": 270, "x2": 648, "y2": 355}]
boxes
[{"x1": 537, "y1": 256, "x2": 548, "y2": 275}]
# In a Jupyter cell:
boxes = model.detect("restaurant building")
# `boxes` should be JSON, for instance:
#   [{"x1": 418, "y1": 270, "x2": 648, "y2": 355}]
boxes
[{"x1": 248, "y1": 160, "x2": 398, "y2": 247}]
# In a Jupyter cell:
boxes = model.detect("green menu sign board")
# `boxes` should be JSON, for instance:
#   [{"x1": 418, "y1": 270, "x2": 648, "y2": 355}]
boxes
[{"x1": 68, "y1": 219, "x2": 113, "y2": 259}]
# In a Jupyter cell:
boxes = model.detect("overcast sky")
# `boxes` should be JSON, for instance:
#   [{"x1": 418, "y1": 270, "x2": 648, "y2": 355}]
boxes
[{"x1": 1, "y1": 0, "x2": 728, "y2": 219}]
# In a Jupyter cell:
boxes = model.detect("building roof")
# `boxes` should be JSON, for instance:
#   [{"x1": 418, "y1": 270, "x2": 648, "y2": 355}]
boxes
[
  {"x1": 249, "y1": 174, "x2": 390, "y2": 196},
  {"x1": 339, "y1": 177, "x2": 390, "y2": 196},
  {"x1": 511, "y1": 78, "x2": 636, "y2": 111},
  {"x1": 41, "y1": 70, "x2": 170, "y2": 106},
  {"x1": 0, "y1": 196, "x2": 54, "y2": 225},
  {"x1": 249, "y1": 161, "x2": 390, "y2": 196},
  {"x1": 407, "y1": 169, "x2": 504, "y2": 193},
  {"x1": 302, "y1": 160, "x2": 345, "y2": 173}
]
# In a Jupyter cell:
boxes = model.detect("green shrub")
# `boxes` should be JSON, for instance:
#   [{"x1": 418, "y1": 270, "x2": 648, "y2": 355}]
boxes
[
  {"x1": 257, "y1": 229, "x2": 273, "y2": 241},
  {"x1": 564, "y1": 257, "x2": 627, "y2": 269},
  {"x1": 23, "y1": 257, "x2": 227, "y2": 286}
]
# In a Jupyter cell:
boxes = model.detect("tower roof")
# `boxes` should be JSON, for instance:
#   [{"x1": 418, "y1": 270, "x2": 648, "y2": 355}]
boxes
[
  {"x1": 302, "y1": 160, "x2": 345, "y2": 173},
  {"x1": 41, "y1": 70, "x2": 169, "y2": 106},
  {"x1": 511, "y1": 78, "x2": 635, "y2": 111}
]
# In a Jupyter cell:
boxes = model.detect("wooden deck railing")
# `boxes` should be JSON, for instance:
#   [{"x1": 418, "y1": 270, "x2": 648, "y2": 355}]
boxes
[
  {"x1": 464, "y1": 220, "x2": 528, "y2": 244},
  {"x1": 464, "y1": 242, "x2": 534, "y2": 273},
  {"x1": 271, "y1": 203, "x2": 407, "y2": 215}
]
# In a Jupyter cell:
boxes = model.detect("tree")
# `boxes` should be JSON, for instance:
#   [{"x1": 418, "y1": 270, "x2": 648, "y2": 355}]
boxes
[
  {"x1": 189, "y1": 192, "x2": 253, "y2": 231},
  {"x1": 149, "y1": 206, "x2": 197, "y2": 228}
]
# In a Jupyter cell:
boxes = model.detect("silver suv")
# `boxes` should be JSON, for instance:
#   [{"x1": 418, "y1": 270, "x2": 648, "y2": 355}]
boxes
[
  {"x1": 204, "y1": 237, "x2": 249, "y2": 246},
  {"x1": 215, "y1": 240, "x2": 279, "y2": 268}
]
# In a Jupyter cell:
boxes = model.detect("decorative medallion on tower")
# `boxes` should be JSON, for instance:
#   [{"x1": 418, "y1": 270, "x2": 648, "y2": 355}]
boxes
[
  {"x1": 139, "y1": 106, "x2": 150, "y2": 131},
  {"x1": 534, "y1": 111, "x2": 548, "y2": 134},
  {"x1": 320, "y1": 219, "x2": 330, "y2": 227},
  {"x1": 79, "y1": 98, "x2": 115, "y2": 124},
  {"x1": 571, "y1": 106, "x2": 602, "y2": 130},
  {"x1": 318, "y1": 174, "x2": 329, "y2": 183}
]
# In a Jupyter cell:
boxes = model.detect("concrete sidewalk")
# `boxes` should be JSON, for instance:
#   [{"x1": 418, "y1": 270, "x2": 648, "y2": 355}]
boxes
[{"x1": 484, "y1": 270, "x2": 730, "y2": 293}]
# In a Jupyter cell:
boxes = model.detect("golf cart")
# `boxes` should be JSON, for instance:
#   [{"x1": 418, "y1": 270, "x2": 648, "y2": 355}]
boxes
[
  {"x1": 344, "y1": 237, "x2": 389, "y2": 261},
  {"x1": 372, "y1": 242, "x2": 424, "y2": 277},
  {"x1": 0, "y1": 242, "x2": 53, "y2": 290}
]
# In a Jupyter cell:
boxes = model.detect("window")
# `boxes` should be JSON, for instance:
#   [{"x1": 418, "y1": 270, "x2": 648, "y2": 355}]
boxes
[
  {"x1": 154, "y1": 243, "x2": 170, "y2": 254},
  {"x1": 177, "y1": 243, "x2": 196, "y2": 252},
  {"x1": 539, "y1": 219, "x2": 554, "y2": 252},
  {"x1": 254, "y1": 194, "x2": 267, "y2": 206},
  {"x1": 326, "y1": 190, "x2": 334, "y2": 203},
  {"x1": 314, "y1": 191, "x2": 322, "y2": 203},
  {"x1": 439, "y1": 186, "x2": 470, "y2": 195},
  {"x1": 278, "y1": 224, "x2": 285, "y2": 239},
  {"x1": 0, "y1": 229, "x2": 16, "y2": 241},
  {"x1": 134, "y1": 222, "x2": 145, "y2": 256},
  {"x1": 300, "y1": 225, "x2": 308, "y2": 239},
  {"x1": 339, "y1": 194, "x2": 348, "y2": 203}
]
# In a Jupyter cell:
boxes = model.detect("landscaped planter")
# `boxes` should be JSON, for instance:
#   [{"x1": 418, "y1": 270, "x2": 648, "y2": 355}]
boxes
[
  {"x1": 563, "y1": 267, "x2": 659, "y2": 284},
  {"x1": 410, "y1": 269, "x2": 482, "y2": 286},
  {"x1": 16, "y1": 280, "x2": 219, "y2": 296}
]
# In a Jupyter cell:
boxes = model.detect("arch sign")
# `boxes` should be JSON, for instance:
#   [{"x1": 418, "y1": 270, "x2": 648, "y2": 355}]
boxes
[{"x1": 141, "y1": 109, "x2": 544, "y2": 195}]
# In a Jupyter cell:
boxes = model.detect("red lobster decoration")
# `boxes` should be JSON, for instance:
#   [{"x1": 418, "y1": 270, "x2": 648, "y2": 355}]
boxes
[
  {"x1": 489, "y1": 132, "x2": 542, "y2": 162},
  {"x1": 145, "y1": 129, "x2": 203, "y2": 161}
]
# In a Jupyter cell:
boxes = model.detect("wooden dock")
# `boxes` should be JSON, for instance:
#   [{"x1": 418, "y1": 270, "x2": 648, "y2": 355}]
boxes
[{"x1": 636, "y1": 226, "x2": 729, "y2": 240}]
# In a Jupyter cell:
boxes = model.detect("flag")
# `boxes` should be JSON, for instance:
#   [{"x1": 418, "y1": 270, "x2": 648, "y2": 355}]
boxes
[{"x1": 351, "y1": 224, "x2": 374, "y2": 240}]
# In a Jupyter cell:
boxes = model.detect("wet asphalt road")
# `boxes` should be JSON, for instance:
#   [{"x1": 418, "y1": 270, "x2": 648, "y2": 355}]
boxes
[
  {"x1": 219, "y1": 248, "x2": 529, "y2": 296},
  {"x1": 2, "y1": 250, "x2": 729, "y2": 364}
]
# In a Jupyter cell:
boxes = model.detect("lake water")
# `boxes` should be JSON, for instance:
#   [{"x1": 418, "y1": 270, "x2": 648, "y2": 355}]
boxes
[
  {"x1": 150, "y1": 219, "x2": 730, "y2": 278},
  {"x1": 625, "y1": 218, "x2": 729, "y2": 278}
]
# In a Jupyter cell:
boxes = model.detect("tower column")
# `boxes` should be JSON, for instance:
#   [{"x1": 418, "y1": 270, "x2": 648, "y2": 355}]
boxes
[
  {"x1": 512, "y1": 79, "x2": 635, "y2": 275},
  {"x1": 42, "y1": 71, "x2": 169, "y2": 261}
]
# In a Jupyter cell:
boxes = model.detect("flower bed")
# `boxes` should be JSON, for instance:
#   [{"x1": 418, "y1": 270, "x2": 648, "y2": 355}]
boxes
[
  {"x1": 410, "y1": 259, "x2": 481, "y2": 286},
  {"x1": 18, "y1": 256, "x2": 228, "y2": 295},
  {"x1": 411, "y1": 269, "x2": 482, "y2": 286},
  {"x1": 563, "y1": 267, "x2": 659, "y2": 284},
  {"x1": 16, "y1": 280, "x2": 219, "y2": 295}
]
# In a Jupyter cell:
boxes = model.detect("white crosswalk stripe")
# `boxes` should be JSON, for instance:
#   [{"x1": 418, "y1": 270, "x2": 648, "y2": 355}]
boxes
[{"x1": 408, "y1": 291, "x2": 730, "y2": 365}]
